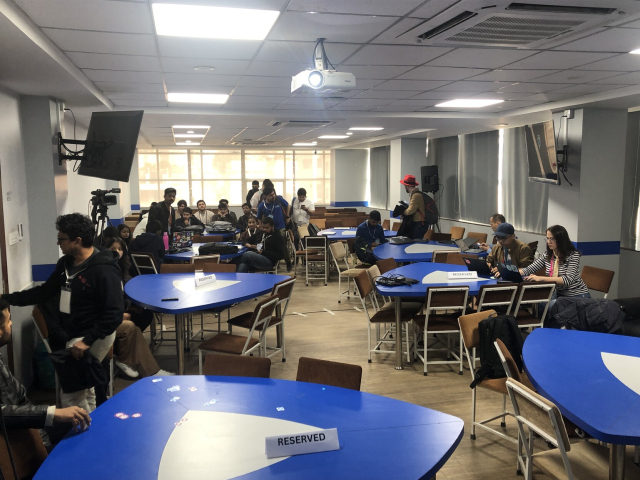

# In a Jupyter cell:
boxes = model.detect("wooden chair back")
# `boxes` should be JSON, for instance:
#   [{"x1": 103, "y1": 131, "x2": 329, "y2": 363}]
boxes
[
  {"x1": 202, "y1": 354, "x2": 271, "y2": 378},
  {"x1": 391, "y1": 222, "x2": 401, "y2": 232},
  {"x1": 309, "y1": 218, "x2": 326, "y2": 230},
  {"x1": 382, "y1": 219, "x2": 390, "y2": 230},
  {"x1": 191, "y1": 255, "x2": 220, "y2": 269},
  {"x1": 450, "y1": 226, "x2": 465, "y2": 240},
  {"x1": 375, "y1": 257, "x2": 397, "y2": 275},
  {"x1": 431, "y1": 232, "x2": 452, "y2": 242},
  {"x1": 446, "y1": 252, "x2": 477, "y2": 266},
  {"x1": 203, "y1": 263, "x2": 236, "y2": 273},
  {"x1": 423, "y1": 229, "x2": 433, "y2": 240},
  {"x1": 528, "y1": 241, "x2": 538, "y2": 256},
  {"x1": 341, "y1": 217, "x2": 359, "y2": 228},
  {"x1": 432, "y1": 250, "x2": 458, "y2": 263},
  {"x1": 495, "y1": 339, "x2": 524, "y2": 383},
  {"x1": 160, "y1": 263, "x2": 196, "y2": 274},
  {"x1": 0, "y1": 429, "x2": 47, "y2": 480},
  {"x1": 425, "y1": 286, "x2": 469, "y2": 311},
  {"x1": 326, "y1": 219, "x2": 343, "y2": 229},
  {"x1": 477, "y1": 284, "x2": 518, "y2": 314},
  {"x1": 296, "y1": 357, "x2": 362, "y2": 391},
  {"x1": 329, "y1": 242, "x2": 348, "y2": 262},
  {"x1": 354, "y1": 270, "x2": 374, "y2": 298},
  {"x1": 581, "y1": 265, "x2": 615, "y2": 295},
  {"x1": 467, "y1": 231, "x2": 488, "y2": 244},
  {"x1": 459, "y1": 310, "x2": 497, "y2": 350}
]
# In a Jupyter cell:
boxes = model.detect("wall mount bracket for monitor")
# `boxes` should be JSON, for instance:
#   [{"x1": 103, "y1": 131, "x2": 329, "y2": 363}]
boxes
[
  {"x1": 57, "y1": 132, "x2": 113, "y2": 166},
  {"x1": 555, "y1": 112, "x2": 573, "y2": 186}
]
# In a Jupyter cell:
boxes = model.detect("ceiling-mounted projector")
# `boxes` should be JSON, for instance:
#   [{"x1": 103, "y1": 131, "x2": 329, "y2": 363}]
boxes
[{"x1": 291, "y1": 38, "x2": 356, "y2": 94}]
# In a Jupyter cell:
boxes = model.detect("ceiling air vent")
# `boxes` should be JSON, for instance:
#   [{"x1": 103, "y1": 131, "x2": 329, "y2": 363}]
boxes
[
  {"x1": 404, "y1": 0, "x2": 623, "y2": 49},
  {"x1": 267, "y1": 120, "x2": 335, "y2": 128},
  {"x1": 231, "y1": 140, "x2": 273, "y2": 146}
]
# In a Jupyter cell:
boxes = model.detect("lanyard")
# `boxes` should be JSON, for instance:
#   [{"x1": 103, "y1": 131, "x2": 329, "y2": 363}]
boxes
[{"x1": 548, "y1": 255, "x2": 557, "y2": 277}]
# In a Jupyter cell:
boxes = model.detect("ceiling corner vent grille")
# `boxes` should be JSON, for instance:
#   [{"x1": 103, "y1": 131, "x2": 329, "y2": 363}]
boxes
[
  {"x1": 231, "y1": 140, "x2": 273, "y2": 146},
  {"x1": 268, "y1": 120, "x2": 335, "y2": 128}
]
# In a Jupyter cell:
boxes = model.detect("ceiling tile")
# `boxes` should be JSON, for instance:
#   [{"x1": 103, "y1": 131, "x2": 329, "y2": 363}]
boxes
[
  {"x1": 268, "y1": 12, "x2": 398, "y2": 43},
  {"x1": 410, "y1": 91, "x2": 482, "y2": 100},
  {"x1": 43, "y1": 28, "x2": 157, "y2": 56},
  {"x1": 469, "y1": 69, "x2": 559, "y2": 82},
  {"x1": 245, "y1": 61, "x2": 309, "y2": 77},
  {"x1": 354, "y1": 90, "x2": 424, "y2": 99},
  {"x1": 554, "y1": 28, "x2": 640, "y2": 53},
  {"x1": 373, "y1": 79, "x2": 451, "y2": 90},
  {"x1": 223, "y1": 103, "x2": 278, "y2": 109},
  {"x1": 161, "y1": 58, "x2": 250, "y2": 75},
  {"x1": 503, "y1": 51, "x2": 618, "y2": 70},
  {"x1": 82, "y1": 69, "x2": 163, "y2": 83},
  {"x1": 226, "y1": 95, "x2": 289, "y2": 104},
  {"x1": 473, "y1": 91, "x2": 536, "y2": 100},
  {"x1": 286, "y1": 0, "x2": 425, "y2": 16},
  {"x1": 106, "y1": 92, "x2": 167, "y2": 101},
  {"x1": 163, "y1": 73, "x2": 241, "y2": 86},
  {"x1": 532, "y1": 70, "x2": 627, "y2": 83},
  {"x1": 427, "y1": 48, "x2": 536, "y2": 69},
  {"x1": 274, "y1": 103, "x2": 331, "y2": 110},
  {"x1": 372, "y1": 104, "x2": 428, "y2": 111},
  {"x1": 524, "y1": 93, "x2": 579, "y2": 102},
  {"x1": 237, "y1": 75, "x2": 292, "y2": 88},
  {"x1": 343, "y1": 45, "x2": 451, "y2": 66},
  {"x1": 397, "y1": 66, "x2": 489, "y2": 81},
  {"x1": 233, "y1": 86, "x2": 293, "y2": 96},
  {"x1": 573, "y1": 54, "x2": 640, "y2": 72},
  {"x1": 256, "y1": 41, "x2": 359, "y2": 64},
  {"x1": 548, "y1": 84, "x2": 628, "y2": 94},
  {"x1": 95, "y1": 81, "x2": 165, "y2": 93},
  {"x1": 113, "y1": 99, "x2": 168, "y2": 107},
  {"x1": 432, "y1": 81, "x2": 512, "y2": 92},
  {"x1": 151, "y1": 0, "x2": 288, "y2": 10},
  {"x1": 496, "y1": 82, "x2": 570, "y2": 93},
  {"x1": 280, "y1": 97, "x2": 342, "y2": 106},
  {"x1": 339, "y1": 65, "x2": 414, "y2": 80},
  {"x1": 588, "y1": 71, "x2": 640, "y2": 85},
  {"x1": 369, "y1": 18, "x2": 425, "y2": 45},
  {"x1": 66, "y1": 52, "x2": 160, "y2": 72},
  {"x1": 329, "y1": 98, "x2": 393, "y2": 107},
  {"x1": 386, "y1": 99, "x2": 435, "y2": 108},
  {"x1": 410, "y1": 0, "x2": 462, "y2": 18},
  {"x1": 156, "y1": 37, "x2": 262, "y2": 60},
  {"x1": 15, "y1": 0, "x2": 154, "y2": 34}
]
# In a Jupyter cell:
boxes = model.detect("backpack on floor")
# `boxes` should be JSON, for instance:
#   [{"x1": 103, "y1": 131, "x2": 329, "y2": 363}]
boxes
[{"x1": 470, "y1": 313, "x2": 524, "y2": 389}]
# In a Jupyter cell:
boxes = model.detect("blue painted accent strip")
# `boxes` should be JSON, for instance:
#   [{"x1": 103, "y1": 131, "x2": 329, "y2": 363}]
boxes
[
  {"x1": 131, "y1": 204, "x2": 140, "y2": 211},
  {"x1": 330, "y1": 201, "x2": 368, "y2": 207},
  {"x1": 572, "y1": 241, "x2": 620, "y2": 256},
  {"x1": 110, "y1": 217, "x2": 124, "y2": 226},
  {"x1": 32, "y1": 264, "x2": 57, "y2": 282}
]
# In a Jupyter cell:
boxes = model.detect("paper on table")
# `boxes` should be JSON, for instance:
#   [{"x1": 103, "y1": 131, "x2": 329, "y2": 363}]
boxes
[
  {"x1": 422, "y1": 271, "x2": 474, "y2": 284},
  {"x1": 341, "y1": 231, "x2": 356, "y2": 236},
  {"x1": 334, "y1": 227, "x2": 349, "y2": 230},
  {"x1": 173, "y1": 279, "x2": 240, "y2": 293},
  {"x1": 405, "y1": 244, "x2": 460, "y2": 254}
]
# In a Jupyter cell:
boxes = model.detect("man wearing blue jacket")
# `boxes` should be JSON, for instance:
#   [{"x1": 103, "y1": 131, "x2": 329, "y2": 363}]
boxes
[{"x1": 354, "y1": 211, "x2": 387, "y2": 265}]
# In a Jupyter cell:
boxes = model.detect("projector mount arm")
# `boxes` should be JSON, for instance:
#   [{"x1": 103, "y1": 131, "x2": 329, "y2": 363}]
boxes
[
  {"x1": 312, "y1": 38, "x2": 335, "y2": 71},
  {"x1": 57, "y1": 132, "x2": 86, "y2": 165}
]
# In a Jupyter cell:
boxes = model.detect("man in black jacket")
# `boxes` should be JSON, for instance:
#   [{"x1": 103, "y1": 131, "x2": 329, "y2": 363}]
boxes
[
  {"x1": 148, "y1": 187, "x2": 177, "y2": 234},
  {"x1": 0, "y1": 298, "x2": 91, "y2": 449},
  {"x1": 129, "y1": 220, "x2": 165, "y2": 271},
  {"x1": 175, "y1": 207, "x2": 204, "y2": 229},
  {"x1": 236, "y1": 217, "x2": 284, "y2": 272},
  {"x1": 1, "y1": 213, "x2": 124, "y2": 412}
]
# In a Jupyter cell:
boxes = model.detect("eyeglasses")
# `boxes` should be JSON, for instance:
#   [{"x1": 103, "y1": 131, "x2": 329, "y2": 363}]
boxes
[
  {"x1": 497, "y1": 235, "x2": 512, "y2": 243},
  {"x1": 57, "y1": 236, "x2": 71, "y2": 243}
]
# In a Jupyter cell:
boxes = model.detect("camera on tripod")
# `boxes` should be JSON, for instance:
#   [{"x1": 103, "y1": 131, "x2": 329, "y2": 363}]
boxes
[
  {"x1": 91, "y1": 188, "x2": 120, "y2": 206},
  {"x1": 90, "y1": 188, "x2": 121, "y2": 246}
]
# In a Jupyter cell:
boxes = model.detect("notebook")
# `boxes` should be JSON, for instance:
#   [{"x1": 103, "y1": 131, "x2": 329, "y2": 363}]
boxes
[{"x1": 497, "y1": 263, "x2": 524, "y2": 283}]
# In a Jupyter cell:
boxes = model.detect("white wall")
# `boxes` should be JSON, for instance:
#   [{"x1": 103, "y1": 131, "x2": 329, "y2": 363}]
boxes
[{"x1": 331, "y1": 149, "x2": 368, "y2": 205}]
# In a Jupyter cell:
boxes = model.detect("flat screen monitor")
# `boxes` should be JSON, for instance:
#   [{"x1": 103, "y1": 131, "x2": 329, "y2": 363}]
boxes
[
  {"x1": 78, "y1": 110, "x2": 143, "y2": 182},
  {"x1": 523, "y1": 120, "x2": 559, "y2": 185}
]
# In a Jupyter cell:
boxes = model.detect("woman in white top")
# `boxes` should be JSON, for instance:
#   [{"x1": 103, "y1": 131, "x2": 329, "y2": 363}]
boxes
[{"x1": 194, "y1": 200, "x2": 215, "y2": 225}]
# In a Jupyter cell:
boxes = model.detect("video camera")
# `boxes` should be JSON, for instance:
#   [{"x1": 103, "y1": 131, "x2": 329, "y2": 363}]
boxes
[{"x1": 91, "y1": 188, "x2": 120, "y2": 207}]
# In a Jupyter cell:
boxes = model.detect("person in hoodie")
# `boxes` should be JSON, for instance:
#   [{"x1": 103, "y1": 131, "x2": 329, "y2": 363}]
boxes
[
  {"x1": 129, "y1": 220, "x2": 165, "y2": 271},
  {"x1": 1, "y1": 213, "x2": 124, "y2": 412},
  {"x1": 235, "y1": 217, "x2": 284, "y2": 273}
]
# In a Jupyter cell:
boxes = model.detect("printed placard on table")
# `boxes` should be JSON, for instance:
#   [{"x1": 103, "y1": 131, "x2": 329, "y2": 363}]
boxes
[{"x1": 265, "y1": 428, "x2": 340, "y2": 459}]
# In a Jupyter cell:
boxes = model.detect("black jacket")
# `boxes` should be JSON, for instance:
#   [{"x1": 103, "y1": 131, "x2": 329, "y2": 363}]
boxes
[
  {"x1": 4, "y1": 249, "x2": 124, "y2": 346},
  {"x1": 130, "y1": 233, "x2": 165, "y2": 269},
  {"x1": 237, "y1": 214, "x2": 254, "y2": 232},
  {"x1": 0, "y1": 354, "x2": 49, "y2": 429},
  {"x1": 175, "y1": 216, "x2": 204, "y2": 229},
  {"x1": 247, "y1": 231, "x2": 285, "y2": 266},
  {"x1": 148, "y1": 202, "x2": 176, "y2": 234}
]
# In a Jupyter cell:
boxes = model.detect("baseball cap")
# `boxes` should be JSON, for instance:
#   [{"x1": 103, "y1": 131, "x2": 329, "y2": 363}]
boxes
[{"x1": 494, "y1": 223, "x2": 515, "y2": 237}]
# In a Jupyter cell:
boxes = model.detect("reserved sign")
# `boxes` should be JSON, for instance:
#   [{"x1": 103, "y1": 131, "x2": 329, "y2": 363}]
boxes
[
  {"x1": 448, "y1": 271, "x2": 478, "y2": 280},
  {"x1": 265, "y1": 428, "x2": 340, "y2": 459},
  {"x1": 195, "y1": 274, "x2": 216, "y2": 288}
]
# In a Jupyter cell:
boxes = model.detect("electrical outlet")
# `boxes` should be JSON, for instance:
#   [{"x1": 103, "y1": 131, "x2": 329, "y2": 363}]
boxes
[{"x1": 9, "y1": 232, "x2": 19, "y2": 246}]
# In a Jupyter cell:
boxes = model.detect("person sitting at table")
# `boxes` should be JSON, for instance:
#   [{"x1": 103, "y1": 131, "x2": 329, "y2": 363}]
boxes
[
  {"x1": 486, "y1": 222, "x2": 534, "y2": 277},
  {"x1": 129, "y1": 220, "x2": 165, "y2": 271},
  {"x1": 212, "y1": 202, "x2": 236, "y2": 227},
  {"x1": 175, "y1": 207, "x2": 204, "y2": 229},
  {"x1": 354, "y1": 211, "x2": 387, "y2": 265},
  {"x1": 520, "y1": 225, "x2": 590, "y2": 309},
  {"x1": 239, "y1": 216, "x2": 259, "y2": 243},
  {"x1": 194, "y1": 200, "x2": 215, "y2": 225},
  {"x1": 219, "y1": 199, "x2": 237, "y2": 226},
  {"x1": 236, "y1": 217, "x2": 284, "y2": 273},
  {"x1": 176, "y1": 199, "x2": 187, "y2": 218},
  {"x1": 237, "y1": 203, "x2": 254, "y2": 232},
  {"x1": 479, "y1": 213, "x2": 505, "y2": 252},
  {"x1": 132, "y1": 202, "x2": 156, "y2": 238}
]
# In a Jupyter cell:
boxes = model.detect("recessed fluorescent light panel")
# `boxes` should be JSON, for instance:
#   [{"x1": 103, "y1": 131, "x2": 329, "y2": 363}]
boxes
[
  {"x1": 630, "y1": 48, "x2": 640, "y2": 54},
  {"x1": 318, "y1": 135, "x2": 349, "y2": 139},
  {"x1": 293, "y1": 142, "x2": 317, "y2": 146},
  {"x1": 152, "y1": 4, "x2": 280, "y2": 40},
  {"x1": 174, "y1": 134, "x2": 205, "y2": 138},
  {"x1": 172, "y1": 125, "x2": 211, "y2": 145},
  {"x1": 348, "y1": 127, "x2": 384, "y2": 131},
  {"x1": 176, "y1": 142, "x2": 201, "y2": 146},
  {"x1": 435, "y1": 99, "x2": 504, "y2": 108},
  {"x1": 172, "y1": 125, "x2": 210, "y2": 129},
  {"x1": 167, "y1": 93, "x2": 229, "y2": 104}
]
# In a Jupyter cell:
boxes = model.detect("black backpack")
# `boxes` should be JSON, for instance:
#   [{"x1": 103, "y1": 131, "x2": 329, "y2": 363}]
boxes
[
  {"x1": 199, "y1": 243, "x2": 239, "y2": 255},
  {"x1": 470, "y1": 313, "x2": 524, "y2": 389},
  {"x1": 307, "y1": 223, "x2": 320, "y2": 237},
  {"x1": 420, "y1": 192, "x2": 439, "y2": 225}
]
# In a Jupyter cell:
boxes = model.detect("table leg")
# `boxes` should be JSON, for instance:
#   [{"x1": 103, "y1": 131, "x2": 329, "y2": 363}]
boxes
[
  {"x1": 175, "y1": 314, "x2": 185, "y2": 375},
  {"x1": 610, "y1": 444, "x2": 626, "y2": 480},
  {"x1": 395, "y1": 297, "x2": 403, "y2": 370}
]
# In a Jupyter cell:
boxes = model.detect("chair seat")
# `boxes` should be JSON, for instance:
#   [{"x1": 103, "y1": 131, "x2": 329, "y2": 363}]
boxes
[
  {"x1": 369, "y1": 302, "x2": 422, "y2": 324},
  {"x1": 198, "y1": 333, "x2": 259, "y2": 355},
  {"x1": 228, "y1": 313, "x2": 282, "y2": 331},
  {"x1": 339, "y1": 268, "x2": 366, "y2": 277},
  {"x1": 478, "y1": 372, "x2": 536, "y2": 395},
  {"x1": 516, "y1": 314, "x2": 542, "y2": 326},
  {"x1": 413, "y1": 314, "x2": 460, "y2": 332}
]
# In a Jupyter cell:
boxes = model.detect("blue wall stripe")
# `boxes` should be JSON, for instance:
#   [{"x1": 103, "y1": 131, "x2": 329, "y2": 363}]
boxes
[
  {"x1": 131, "y1": 204, "x2": 140, "y2": 211},
  {"x1": 572, "y1": 241, "x2": 620, "y2": 256},
  {"x1": 330, "y1": 201, "x2": 368, "y2": 207},
  {"x1": 32, "y1": 264, "x2": 57, "y2": 282},
  {"x1": 110, "y1": 217, "x2": 124, "y2": 226}
]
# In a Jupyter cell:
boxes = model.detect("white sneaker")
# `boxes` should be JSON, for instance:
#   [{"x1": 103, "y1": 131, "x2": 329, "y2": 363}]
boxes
[
  {"x1": 154, "y1": 369, "x2": 175, "y2": 376},
  {"x1": 115, "y1": 360, "x2": 139, "y2": 378}
]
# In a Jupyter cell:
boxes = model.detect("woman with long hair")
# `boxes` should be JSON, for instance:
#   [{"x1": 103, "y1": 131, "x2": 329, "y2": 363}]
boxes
[
  {"x1": 105, "y1": 237, "x2": 131, "y2": 283},
  {"x1": 520, "y1": 225, "x2": 590, "y2": 301},
  {"x1": 116, "y1": 224, "x2": 132, "y2": 249}
]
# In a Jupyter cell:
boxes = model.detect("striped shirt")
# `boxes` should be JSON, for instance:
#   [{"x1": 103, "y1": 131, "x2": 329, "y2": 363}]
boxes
[{"x1": 521, "y1": 251, "x2": 589, "y2": 297}]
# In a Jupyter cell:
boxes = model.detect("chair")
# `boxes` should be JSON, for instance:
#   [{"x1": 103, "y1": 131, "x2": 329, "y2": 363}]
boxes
[
  {"x1": 296, "y1": 357, "x2": 362, "y2": 391},
  {"x1": 191, "y1": 255, "x2": 220, "y2": 270},
  {"x1": 423, "y1": 229, "x2": 433, "y2": 240},
  {"x1": 511, "y1": 283, "x2": 556, "y2": 329},
  {"x1": 494, "y1": 339, "x2": 536, "y2": 389},
  {"x1": 309, "y1": 218, "x2": 326, "y2": 230},
  {"x1": 450, "y1": 226, "x2": 465, "y2": 239},
  {"x1": 505, "y1": 379, "x2": 638, "y2": 480},
  {"x1": 326, "y1": 218, "x2": 343, "y2": 229},
  {"x1": 304, "y1": 236, "x2": 328, "y2": 286},
  {"x1": 431, "y1": 232, "x2": 452, "y2": 242},
  {"x1": 353, "y1": 270, "x2": 421, "y2": 364},
  {"x1": 203, "y1": 263, "x2": 237, "y2": 273},
  {"x1": 459, "y1": 310, "x2": 517, "y2": 444},
  {"x1": 413, "y1": 286, "x2": 469, "y2": 376},
  {"x1": 528, "y1": 241, "x2": 538, "y2": 256},
  {"x1": 432, "y1": 250, "x2": 459, "y2": 263},
  {"x1": 581, "y1": 265, "x2": 615, "y2": 299},
  {"x1": 391, "y1": 222, "x2": 401, "y2": 232},
  {"x1": 0, "y1": 428, "x2": 48, "y2": 480},
  {"x1": 329, "y1": 242, "x2": 365, "y2": 303},
  {"x1": 130, "y1": 252, "x2": 158, "y2": 275},
  {"x1": 197, "y1": 295, "x2": 279, "y2": 374},
  {"x1": 467, "y1": 231, "x2": 488, "y2": 244},
  {"x1": 345, "y1": 238, "x2": 367, "y2": 269},
  {"x1": 202, "y1": 354, "x2": 271, "y2": 378},
  {"x1": 446, "y1": 252, "x2": 478, "y2": 266},
  {"x1": 228, "y1": 277, "x2": 295, "y2": 361},
  {"x1": 160, "y1": 263, "x2": 196, "y2": 274},
  {"x1": 375, "y1": 258, "x2": 397, "y2": 275},
  {"x1": 382, "y1": 219, "x2": 390, "y2": 230},
  {"x1": 475, "y1": 283, "x2": 519, "y2": 314},
  {"x1": 341, "y1": 217, "x2": 359, "y2": 228}
]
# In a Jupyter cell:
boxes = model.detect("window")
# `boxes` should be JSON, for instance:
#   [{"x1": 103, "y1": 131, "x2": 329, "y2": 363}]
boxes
[{"x1": 138, "y1": 149, "x2": 331, "y2": 206}]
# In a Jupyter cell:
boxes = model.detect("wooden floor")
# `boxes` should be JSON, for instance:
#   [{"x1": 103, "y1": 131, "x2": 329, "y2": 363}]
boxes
[{"x1": 49, "y1": 264, "x2": 639, "y2": 479}]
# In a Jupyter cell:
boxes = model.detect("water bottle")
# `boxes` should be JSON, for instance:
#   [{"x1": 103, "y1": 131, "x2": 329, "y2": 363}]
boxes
[{"x1": 163, "y1": 232, "x2": 169, "y2": 250}]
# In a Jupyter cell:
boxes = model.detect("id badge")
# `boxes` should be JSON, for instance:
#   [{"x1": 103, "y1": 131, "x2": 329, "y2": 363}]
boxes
[
  {"x1": 60, "y1": 287, "x2": 71, "y2": 314},
  {"x1": 257, "y1": 243, "x2": 263, "y2": 251}
]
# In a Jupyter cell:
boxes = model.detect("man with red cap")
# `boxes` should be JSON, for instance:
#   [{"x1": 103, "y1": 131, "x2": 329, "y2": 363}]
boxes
[{"x1": 400, "y1": 174, "x2": 429, "y2": 239}]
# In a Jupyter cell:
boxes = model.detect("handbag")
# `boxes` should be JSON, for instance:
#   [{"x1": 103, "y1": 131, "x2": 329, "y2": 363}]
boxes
[{"x1": 48, "y1": 349, "x2": 107, "y2": 393}]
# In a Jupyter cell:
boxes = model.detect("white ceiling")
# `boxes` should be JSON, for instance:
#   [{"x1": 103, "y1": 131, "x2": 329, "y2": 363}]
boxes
[{"x1": 3, "y1": 0, "x2": 640, "y2": 148}]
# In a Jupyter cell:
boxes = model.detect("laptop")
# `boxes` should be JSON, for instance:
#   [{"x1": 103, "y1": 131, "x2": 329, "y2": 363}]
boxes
[
  {"x1": 463, "y1": 257, "x2": 492, "y2": 277},
  {"x1": 454, "y1": 238, "x2": 483, "y2": 254},
  {"x1": 389, "y1": 236, "x2": 426, "y2": 245},
  {"x1": 172, "y1": 231, "x2": 194, "y2": 248},
  {"x1": 497, "y1": 263, "x2": 524, "y2": 283}
]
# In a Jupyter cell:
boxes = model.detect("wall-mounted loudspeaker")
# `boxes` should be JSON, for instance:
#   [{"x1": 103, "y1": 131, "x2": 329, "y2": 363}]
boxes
[{"x1": 421, "y1": 165, "x2": 439, "y2": 193}]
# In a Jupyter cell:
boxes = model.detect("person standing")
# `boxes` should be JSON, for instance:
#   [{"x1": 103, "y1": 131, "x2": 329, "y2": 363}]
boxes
[
  {"x1": 250, "y1": 179, "x2": 273, "y2": 213},
  {"x1": 290, "y1": 187, "x2": 315, "y2": 242},
  {"x1": 1, "y1": 214, "x2": 124, "y2": 412},
  {"x1": 194, "y1": 200, "x2": 215, "y2": 225},
  {"x1": 257, "y1": 186, "x2": 291, "y2": 271},
  {"x1": 400, "y1": 174, "x2": 428, "y2": 240},
  {"x1": 148, "y1": 188, "x2": 177, "y2": 234},
  {"x1": 246, "y1": 180, "x2": 260, "y2": 205}
]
